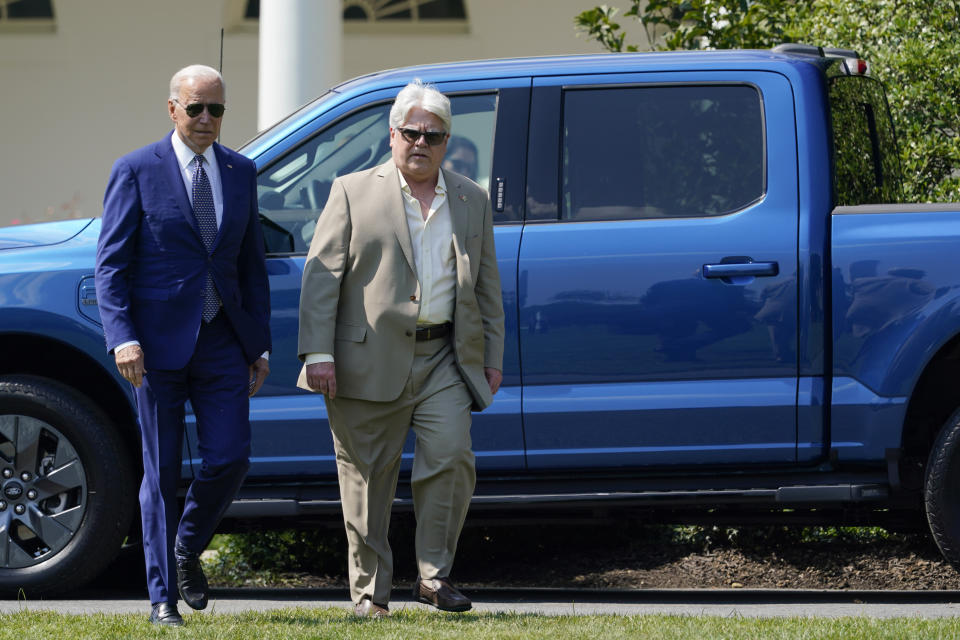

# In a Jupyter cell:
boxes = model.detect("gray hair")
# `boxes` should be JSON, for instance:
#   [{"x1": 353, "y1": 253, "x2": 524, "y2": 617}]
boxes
[
  {"x1": 389, "y1": 79, "x2": 451, "y2": 134},
  {"x1": 169, "y1": 64, "x2": 226, "y2": 102}
]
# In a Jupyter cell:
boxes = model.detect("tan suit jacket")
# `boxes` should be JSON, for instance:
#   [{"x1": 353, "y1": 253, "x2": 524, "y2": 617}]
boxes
[{"x1": 297, "y1": 160, "x2": 505, "y2": 410}]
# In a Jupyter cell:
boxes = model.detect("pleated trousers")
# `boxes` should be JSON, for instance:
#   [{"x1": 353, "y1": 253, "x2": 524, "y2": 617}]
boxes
[{"x1": 325, "y1": 335, "x2": 475, "y2": 605}]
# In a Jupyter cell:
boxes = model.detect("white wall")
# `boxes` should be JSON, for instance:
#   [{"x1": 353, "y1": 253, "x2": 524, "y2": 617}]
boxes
[
  {"x1": 0, "y1": 1, "x2": 258, "y2": 226},
  {"x1": 0, "y1": 0, "x2": 646, "y2": 227}
]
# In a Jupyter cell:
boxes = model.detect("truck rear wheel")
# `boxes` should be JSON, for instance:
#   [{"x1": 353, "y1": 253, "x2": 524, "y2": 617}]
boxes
[
  {"x1": 925, "y1": 408, "x2": 960, "y2": 570},
  {"x1": 0, "y1": 376, "x2": 135, "y2": 595}
]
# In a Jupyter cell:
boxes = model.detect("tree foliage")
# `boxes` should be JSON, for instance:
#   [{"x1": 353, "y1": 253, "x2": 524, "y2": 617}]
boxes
[
  {"x1": 791, "y1": 1, "x2": 960, "y2": 202},
  {"x1": 575, "y1": 1, "x2": 960, "y2": 202}
]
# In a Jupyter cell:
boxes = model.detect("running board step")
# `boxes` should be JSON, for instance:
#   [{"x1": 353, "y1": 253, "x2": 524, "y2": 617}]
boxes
[{"x1": 225, "y1": 483, "x2": 889, "y2": 518}]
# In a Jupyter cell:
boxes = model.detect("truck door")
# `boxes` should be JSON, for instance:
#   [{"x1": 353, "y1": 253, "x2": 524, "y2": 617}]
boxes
[
  {"x1": 518, "y1": 71, "x2": 800, "y2": 468},
  {"x1": 235, "y1": 80, "x2": 529, "y2": 478}
]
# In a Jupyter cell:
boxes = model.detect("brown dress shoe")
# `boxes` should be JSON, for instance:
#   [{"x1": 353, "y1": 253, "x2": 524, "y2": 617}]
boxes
[
  {"x1": 354, "y1": 598, "x2": 390, "y2": 618},
  {"x1": 414, "y1": 577, "x2": 472, "y2": 612}
]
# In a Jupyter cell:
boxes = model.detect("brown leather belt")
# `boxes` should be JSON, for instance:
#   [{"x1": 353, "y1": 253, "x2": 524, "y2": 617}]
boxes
[{"x1": 415, "y1": 323, "x2": 452, "y2": 341}]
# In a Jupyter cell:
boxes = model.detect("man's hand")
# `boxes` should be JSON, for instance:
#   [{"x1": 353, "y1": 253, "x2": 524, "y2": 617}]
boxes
[
  {"x1": 306, "y1": 361, "x2": 337, "y2": 398},
  {"x1": 484, "y1": 367, "x2": 503, "y2": 395},
  {"x1": 248, "y1": 357, "x2": 270, "y2": 397},
  {"x1": 115, "y1": 344, "x2": 145, "y2": 388}
]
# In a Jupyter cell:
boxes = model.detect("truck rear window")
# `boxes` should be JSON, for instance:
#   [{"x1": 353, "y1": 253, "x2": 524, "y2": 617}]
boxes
[
  {"x1": 562, "y1": 84, "x2": 764, "y2": 221},
  {"x1": 829, "y1": 75, "x2": 901, "y2": 205}
]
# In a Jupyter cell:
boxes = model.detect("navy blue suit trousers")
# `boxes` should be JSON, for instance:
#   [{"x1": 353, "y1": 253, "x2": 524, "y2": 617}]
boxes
[{"x1": 134, "y1": 312, "x2": 250, "y2": 605}]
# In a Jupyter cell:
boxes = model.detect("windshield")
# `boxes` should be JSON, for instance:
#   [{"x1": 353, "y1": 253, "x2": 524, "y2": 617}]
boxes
[{"x1": 239, "y1": 90, "x2": 339, "y2": 153}]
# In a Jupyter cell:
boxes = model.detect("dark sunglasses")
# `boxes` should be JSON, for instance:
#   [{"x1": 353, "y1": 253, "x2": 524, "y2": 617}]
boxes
[
  {"x1": 175, "y1": 99, "x2": 226, "y2": 118},
  {"x1": 397, "y1": 127, "x2": 447, "y2": 146}
]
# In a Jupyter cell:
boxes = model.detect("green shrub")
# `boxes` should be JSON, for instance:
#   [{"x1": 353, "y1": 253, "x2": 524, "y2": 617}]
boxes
[{"x1": 204, "y1": 529, "x2": 347, "y2": 585}]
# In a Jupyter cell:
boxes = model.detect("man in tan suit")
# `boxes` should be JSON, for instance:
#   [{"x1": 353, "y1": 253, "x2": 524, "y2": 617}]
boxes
[{"x1": 297, "y1": 80, "x2": 505, "y2": 617}]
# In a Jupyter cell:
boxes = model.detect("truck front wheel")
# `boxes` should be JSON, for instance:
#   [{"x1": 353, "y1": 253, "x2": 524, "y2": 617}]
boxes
[{"x1": 0, "y1": 376, "x2": 135, "y2": 595}]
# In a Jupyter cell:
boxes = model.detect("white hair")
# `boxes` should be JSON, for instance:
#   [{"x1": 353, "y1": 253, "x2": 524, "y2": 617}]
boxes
[
  {"x1": 389, "y1": 79, "x2": 451, "y2": 133},
  {"x1": 169, "y1": 65, "x2": 226, "y2": 102}
]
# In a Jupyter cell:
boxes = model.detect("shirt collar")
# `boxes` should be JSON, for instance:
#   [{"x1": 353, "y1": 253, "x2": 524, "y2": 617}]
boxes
[
  {"x1": 171, "y1": 131, "x2": 216, "y2": 171},
  {"x1": 397, "y1": 168, "x2": 447, "y2": 196}
]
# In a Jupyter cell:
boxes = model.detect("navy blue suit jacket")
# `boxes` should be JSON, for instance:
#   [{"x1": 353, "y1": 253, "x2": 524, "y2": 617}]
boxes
[{"x1": 95, "y1": 134, "x2": 271, "y2": 369}]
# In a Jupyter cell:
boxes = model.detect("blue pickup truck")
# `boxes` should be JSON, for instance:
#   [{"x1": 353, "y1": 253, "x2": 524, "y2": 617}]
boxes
[{"x1": 3, "y1": 45, "x2": 960, "y2": 594}]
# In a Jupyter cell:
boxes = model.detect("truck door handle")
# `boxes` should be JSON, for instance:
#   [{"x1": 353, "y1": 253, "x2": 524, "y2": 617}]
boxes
[
  {"x1": 703, "y1": 261, "x2": 779, "y2": 278},
  {"x1": 703, "y1": 261, "x2": 779, "y2": 280}
]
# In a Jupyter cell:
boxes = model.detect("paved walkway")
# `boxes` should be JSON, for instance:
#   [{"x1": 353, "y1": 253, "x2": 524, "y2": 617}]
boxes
[{"x1": 2, "y1": 588, "x2": 960, "y2": 618}]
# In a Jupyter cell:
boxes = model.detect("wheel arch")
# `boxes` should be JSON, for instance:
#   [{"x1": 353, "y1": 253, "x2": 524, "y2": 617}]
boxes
[
  {"x1": 900, "y1": 332, "x2": 960, "y2": 491},
  {"x1": 0, "y1": 331, "x2": 139, "y2": 463}
]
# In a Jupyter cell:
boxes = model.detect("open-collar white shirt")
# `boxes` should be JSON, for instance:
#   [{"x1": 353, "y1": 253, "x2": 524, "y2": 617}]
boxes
[
  {"x1": 398, "y1": 168, "x2": 456, "y2": 326},
  {"x1": 304, "y1": 169, "x2": 457, "y2": 366}
]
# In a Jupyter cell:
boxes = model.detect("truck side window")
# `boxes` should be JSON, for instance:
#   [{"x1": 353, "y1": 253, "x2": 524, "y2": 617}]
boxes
[
  {"x1": 257, "y1": 93, "x2": 497, "y2": 255},
  {"x1": 561, "y1": 85, "x2": 764, "y2": 221},
  {"x1": 829, "y1": 75, "x2": 902, "y2": 205},
  {"x1": 446, "y1": 93, "x2": 497, "y2": 192}
]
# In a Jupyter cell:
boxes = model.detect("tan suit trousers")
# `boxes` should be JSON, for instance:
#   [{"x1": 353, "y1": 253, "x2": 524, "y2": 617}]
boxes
[{"x1": 325, "y1": 334, "x2": 475, "y2": 605}]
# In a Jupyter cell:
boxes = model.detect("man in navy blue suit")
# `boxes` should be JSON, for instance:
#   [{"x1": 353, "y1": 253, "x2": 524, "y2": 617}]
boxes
[{"x1": 95, "y1": 64, "x2": 271, "y2": 627}]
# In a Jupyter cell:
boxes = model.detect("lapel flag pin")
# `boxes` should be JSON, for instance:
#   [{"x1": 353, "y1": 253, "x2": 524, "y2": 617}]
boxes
[{"x1": 459, "y1": 194, "x2": 467, "y2": 202}]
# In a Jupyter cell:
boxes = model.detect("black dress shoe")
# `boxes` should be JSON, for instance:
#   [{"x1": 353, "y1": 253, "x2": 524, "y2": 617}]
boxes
[
  {"x1": 149, "y1": 602, "x2": 184, "y2": 627},
  {"x1": 175, "y1": 547, "x2": 209, "y2": 611},
  {"x1": 414, "y1": 576, "x2": 472, "y2": 612}
]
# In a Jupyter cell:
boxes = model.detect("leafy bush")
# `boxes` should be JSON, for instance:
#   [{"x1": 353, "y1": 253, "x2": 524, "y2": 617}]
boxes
[
  {"x1": 789, "y1": 1, "x2": 960, "y2": 202},
  {"x1": 666, "y1": 524, "x2": 911, "y2": 551},
  {"x1": 204, "y1": 529, "x2": 346, "y2": 585},
  {"x1": 204, "y1": 523, "x2": 913, "y2": 584}
]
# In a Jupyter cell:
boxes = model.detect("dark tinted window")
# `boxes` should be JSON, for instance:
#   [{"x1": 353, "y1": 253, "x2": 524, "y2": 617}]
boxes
[
  {"x1": 829, "y1": 75, "x2": 901, "y2": 205},
  {"x1": 562, "y1": 85, "x2": 764, "y2": 221},
  {"x1": 246, "y1": 0, "x2": 466, "y2": 21},
  {"x1": 5, "y1": 0, "x2": 53, "y2": 18},
  {"x1": 343, "y1": 0, "x2": 465, "y2": 20}
]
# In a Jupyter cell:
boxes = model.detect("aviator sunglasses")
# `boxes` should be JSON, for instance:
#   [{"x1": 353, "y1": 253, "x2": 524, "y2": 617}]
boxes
[
  {"x1": 174, "y1": 99, "x2": 226, "y2": 118},
  {"x1": 396, "y1": 127, "x2": 447, "y2": 146}
]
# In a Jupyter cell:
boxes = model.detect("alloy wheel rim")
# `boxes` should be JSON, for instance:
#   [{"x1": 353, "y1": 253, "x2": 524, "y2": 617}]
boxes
[{"x1": 0, "y1": 415, "x2": 87, "y2": 568}]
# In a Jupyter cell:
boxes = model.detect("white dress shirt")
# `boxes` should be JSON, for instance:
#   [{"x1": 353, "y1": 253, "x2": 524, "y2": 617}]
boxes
[
  {"x1": 171, "y1": 131, "x2": 224, "y2": 227},
  {"x1": 305, "y1": 169, "x2": 456, "y2": 366},
  {"x1": 400, "y1": 169, "x2": 456, "y2": 325}
]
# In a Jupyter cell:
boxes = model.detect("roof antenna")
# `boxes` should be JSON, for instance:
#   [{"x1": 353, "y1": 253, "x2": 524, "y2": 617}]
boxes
[{"x1": 219, "y1": 27, "x2": 224, "y2": 144}]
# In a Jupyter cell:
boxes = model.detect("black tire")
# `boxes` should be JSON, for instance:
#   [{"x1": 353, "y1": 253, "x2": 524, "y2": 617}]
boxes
[
  {"x1": 0, "y1": 375, "x2": 135, "y2": 596},
  {"x1": 925, "y1": 407, "x2": 960, "y2": 570},
  {"x1": 89, "y1": 539, "x2": 147, "y2": 591}
]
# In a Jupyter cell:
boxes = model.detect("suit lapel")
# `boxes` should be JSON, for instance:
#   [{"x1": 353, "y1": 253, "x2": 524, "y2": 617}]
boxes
[
  {"x1": 445, "y1": 169, "x2": 470, "y2": 260},
  {"x1": 378, "y1": 160, "x2": 417, "y2": 276},
  {"x1": 158, "y1": 137, "x2": 202, "y2": 242},
  {"x1": 212, "y1": 143, "x2": 235, "y2": 251}
]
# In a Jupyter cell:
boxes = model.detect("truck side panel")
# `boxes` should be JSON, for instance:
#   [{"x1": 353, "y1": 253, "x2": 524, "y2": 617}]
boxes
[{"x1": 831, "y1": 206, "x2": 960, "y2": 460}]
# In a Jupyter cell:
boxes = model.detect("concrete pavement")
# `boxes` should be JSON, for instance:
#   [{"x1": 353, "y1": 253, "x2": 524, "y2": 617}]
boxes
[{"x1": 2, "y1": 587, "x2": 960, "y2": 618}]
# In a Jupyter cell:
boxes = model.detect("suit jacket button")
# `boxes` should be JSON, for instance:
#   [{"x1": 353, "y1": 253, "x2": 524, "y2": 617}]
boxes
[
  {"x1": 405, "y1": 330, "x2": 413, "y2": 337},
  {"x1": 409, "y1": 296, "x2": 417, "y2": 302}
]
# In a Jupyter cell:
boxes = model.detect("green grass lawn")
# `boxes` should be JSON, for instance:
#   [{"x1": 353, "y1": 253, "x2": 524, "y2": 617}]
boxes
[{"x1": 2, "y1": 608, "x2": 959, "y2": 640}]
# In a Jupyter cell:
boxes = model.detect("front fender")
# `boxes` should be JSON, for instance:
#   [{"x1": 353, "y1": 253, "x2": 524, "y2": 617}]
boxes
[{"x1": 0, "y1": 307, "x2": 133, "y2": 406}]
